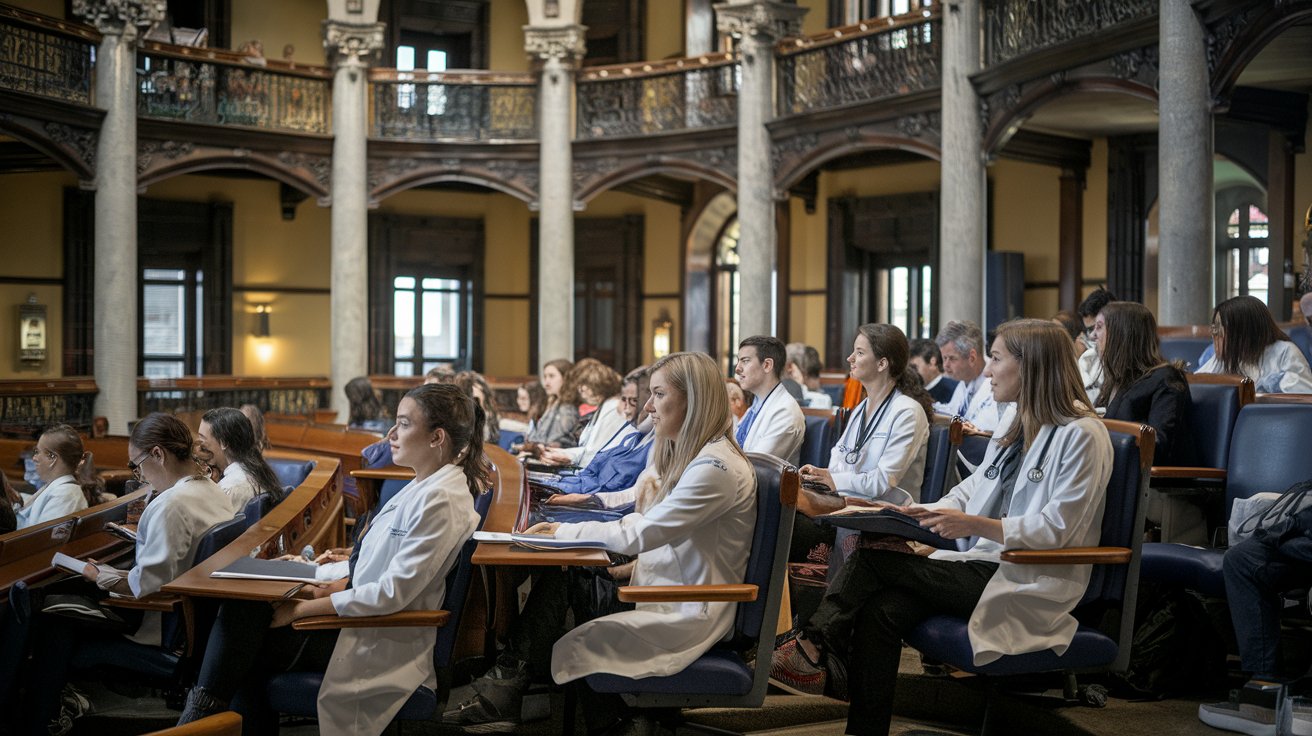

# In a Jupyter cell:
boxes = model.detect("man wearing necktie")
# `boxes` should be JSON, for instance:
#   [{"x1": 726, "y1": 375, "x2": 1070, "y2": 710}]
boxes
[
  {"x1": 733, "y1": 335, "x2": 806, "y2": 465},
  {"x1": 933, "y1": 320, "x2": 1006, "y2": 435}
]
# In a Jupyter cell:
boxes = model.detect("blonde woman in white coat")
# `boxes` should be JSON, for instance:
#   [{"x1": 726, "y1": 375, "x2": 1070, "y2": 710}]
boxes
[
  {"x1": 772, "y1": 319, "x2": 1113, "y2": 736},
  {"x1": 523, "y1": 351, "x2": 757, "y2": 734},
  {"x1": 178, "y1": 383, "x2": 486, "y2": 736},
  {"x1": 16, "y1": 423, "x2": 104, "y2": 528}
]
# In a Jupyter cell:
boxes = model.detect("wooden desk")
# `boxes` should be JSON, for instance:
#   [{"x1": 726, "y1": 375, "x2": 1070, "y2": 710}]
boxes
[
  {"x1": 163, "y1": 453, "x2": 343, "y2": 602},
  {"x1": 473, "y1": 446, "x2": 610, "y2": 567}
]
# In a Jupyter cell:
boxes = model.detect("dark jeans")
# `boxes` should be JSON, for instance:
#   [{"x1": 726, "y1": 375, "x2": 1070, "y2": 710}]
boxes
[
  {"x1": 1223, "y1": 537, "x2": 1312, "y2": 678},
  {"x1": 803, "y1": 550, "x2": 998, "y2": 736},
  {"x1": 194, "y1": 600, "x2": 338, "y2": 734}
]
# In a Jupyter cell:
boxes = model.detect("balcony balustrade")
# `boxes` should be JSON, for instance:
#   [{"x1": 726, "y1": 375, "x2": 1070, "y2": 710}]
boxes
[
  {"x1": 0, "y1": 5, "x2": 96, "y2": 106},
  {"x1": 369, "y1": 69, "x2": 537, "y2": 142},
  {"x1": 576, "y1": 54, "x2": 740, "y2": 140},
  {"x1": 983, "y1": 0, "x2": 1156, "y2": 67}
]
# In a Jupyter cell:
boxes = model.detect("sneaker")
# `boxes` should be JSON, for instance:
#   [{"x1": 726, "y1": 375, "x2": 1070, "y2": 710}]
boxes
[
  {"x1": 769, "y1": 635, "x2": 826, "y2": 696},
  {"x1": 442, "y1": 660, "x2": 528, "y2": 733},
  {"x1": 1199, "y1": 679, "x2": 1285, "y2": 736},
  {"x1": 442, "y1": 694, "x2": 520, "y2": 734}
]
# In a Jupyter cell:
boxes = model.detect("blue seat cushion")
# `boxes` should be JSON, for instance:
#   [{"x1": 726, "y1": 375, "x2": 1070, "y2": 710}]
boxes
[
  {"x1": 266, "y1": 672, "x2": 437, "y2": 720},
  {"x1": 71, "y1": 639, "x2": 180, "y2": 682},
  {"x1": 584, "y1": 648, "x2": 752, "y2": 696},
  {"x1": 906, "y1": 616, "x2": 1118, "y2": 676},
  {"x1": 1139, "y1": 542, "x2": 1226, "y2": 597}
]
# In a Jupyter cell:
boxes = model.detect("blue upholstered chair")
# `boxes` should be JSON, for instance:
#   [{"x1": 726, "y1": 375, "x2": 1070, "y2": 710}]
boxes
[
  {"x1": 921, "y1": 415, "x2": 964, "y2": 505},
  {"x1": 72, "y1": 514, "x2": 251, "y2": 679},
  {"x1": 1160, "y1": 337, "x2": 1214, "y2": 372},
  {"x1": 267, "y1": 458, "x2": 316, "y2": 490},
  {"x1": 261, "y1": 482, "x2": 495, "y2": 726},
  {"x1": 798, "y1": 410, "x2": 835, "y2": 468},
  {"x1": 1141, "y1": 401, "x2": 1312, "y2": 596},
  {"x1": 904, "y1": 419, "x2": 1155, "y2": 731},
  {"x1": 498, "y1": 431, "x2": 524, "y2": 452},
  {"x1": 238, "y1": 493, "x2": 278, "y2": 532},
  {"x1": 1149, "y1": 373, "x2": 1253, "y2": 490},
  {"x1": 565, "y1": 453, "x2": 798, "y2": 733}
]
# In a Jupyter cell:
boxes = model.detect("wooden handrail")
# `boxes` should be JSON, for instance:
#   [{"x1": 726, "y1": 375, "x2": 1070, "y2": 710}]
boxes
[
  {"x1": 368, "y1": 68, "x2": 535, "y2": 85},
  {"x1": 137, "y1": 376, "x2": 331, "y2": 391},
  {"x1": 0, "y1": 377, "x2": 98, "y2": 396},
  {"x1": 0, "y1": 4, "x2": 99, "y2": 43},
  {"x1": 776, "y1": 5, "x2": 942, "y2": 55},
  {"x1": 577, "y1": 52, "x2": 737, "y2": 82},
  {"x1": 139, "y1": 40, "x2": 332, "y2": 79}
]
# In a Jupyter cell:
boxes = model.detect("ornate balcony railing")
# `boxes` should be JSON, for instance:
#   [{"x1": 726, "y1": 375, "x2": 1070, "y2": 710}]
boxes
[
  {"x1": 137, "y1": 376, "x2": 331, "y2": 418},
  {"x1": 137, "y1": 44, "x2": 331, "y2": 134},
  {"x1": 369, "y1": 70, "x2": 537, "y2": 141},
  {"x1": 777, "y1": 11, "x2": 941, "y2": 118},
  {"x1": 576, "y1": 54, "x2": 740, "y2": 140},
  {"x1": 0, "y1": 5, "x2": 96, "y2": 105},
  {"x1": 0, "y1": 378, "x2": 97, "y2": 439},
  {"x1": 983, "y1": 0, "x2": 1156, "y2": 67}
]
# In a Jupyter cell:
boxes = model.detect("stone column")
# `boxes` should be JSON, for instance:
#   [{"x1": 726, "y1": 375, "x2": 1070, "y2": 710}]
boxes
[
  {"x1": 323, "y1": 21, "x2": 385, "y2": 421},
  {"x1": 939, "y1": 0, "x2": 985, "y2": 327},
  {"x1": 525, "y1": 25, "x2": 586, "y2": 366},
  {"x1": 75, "y1": 0, "x2": 165, "y2": 433},
  {"x1": 716, "y1": 1, "x2": 806, "y2": 339},
  {"x1": 1158, "y1": 0, "x2": 1213, "y2": 325}
]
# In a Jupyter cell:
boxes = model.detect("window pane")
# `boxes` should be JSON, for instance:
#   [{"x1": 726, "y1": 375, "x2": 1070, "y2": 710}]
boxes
[
  {"x1": 422, "y1": 277, "x2": 461, "y2": 291},
  {"x1": 1226, "y1": 248, "x2": 1242, "y2": 300},
  {"x1": 427, "y1": 50, "x2": 448, "y2": 72},
  {"x1": 890, "y1": 266, "x2": 910, "y2": 335},
  {"x1": 1248, "y1": 247, "x2": 1269, "y2": 305},
  {"x1": 394, "y1": 289, "x2": 415, "y2": 358},
  {"x1": 396, "y1": 46, "x2": 416, "y2": 72},
  {"x1": 394, "y1": 276, "x2": 416, "y2": 289},
  {"x1": 1248, "y1": 205, "x2": 1269, "y2": 239},
  {"x1": 144, "y1": 268, "x2": 185, "y2": 281},
  {"x1": 921, "y1": 265, "x2": 932, "y2": 338},
  {"x1": 394, "y1": 361, "x2": 414, "y2": 377},
  {"x1": 143, "y1": 360, "x2": 185, "y2": 379},
  {"x1": 421, "y1": 289, "x2": 460, "y2": 359},
  {"x1": 144, "y1": 284, "x2": 186, "y2": 355}
]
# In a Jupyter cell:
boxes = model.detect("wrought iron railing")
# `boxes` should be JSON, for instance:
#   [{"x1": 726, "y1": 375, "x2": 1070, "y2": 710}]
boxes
[
  {"x1": 137, "y1": 44, "x2": 331, "y2": 134},
  {"x1": 369, "y1": 70, "x2": 537, "y2": 141},
  {"x1": 777, "y1": 11, "x2": 941, "y2": 118},
  {"x1": 983, "y1": 0, "x2": 1156, "y2": 67},
  {"x1": 0, "y1": 5, "x2": 96, "y2": 105},
  {"x1": 576, "y1": 54, "x2": 740, "y2": 140},
  {"x1": 137, "y1": 376, "x2": 331, "y2": 418},
  {"x1": 0, "y1": 378, "x2": 98, "y2": 439}
]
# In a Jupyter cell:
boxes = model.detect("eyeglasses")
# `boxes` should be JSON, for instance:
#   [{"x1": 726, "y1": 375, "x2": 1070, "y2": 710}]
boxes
[{"x1": 127, "y1": 450, "x2": 153, "y2": 481}]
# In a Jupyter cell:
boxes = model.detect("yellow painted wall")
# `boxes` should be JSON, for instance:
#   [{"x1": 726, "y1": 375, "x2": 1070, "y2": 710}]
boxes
[
  {"x1": 10, "y1": 0, "x2": 64, "y2": 19},
  {"x1": 0, "y1": 171, "x2": 73, "y2": 378},
  {"x1": 646, "y1": 1, "x2": 686, "y2": 60},
  {"x1": 489, "y1": 0, "x2": 530, "y2": 72},
  {"x1": 991, "y1": 158, "x2": 1062, "y2": 318},
  {"x1": 797, "y1": 0, "x2": 829, "y2": 36},
  {"x1": 0, "y1": 285, "x2": 62, "y2": 378},
  {"x1": 230, "y1": 0, "x2": 326, "y2": 66}
]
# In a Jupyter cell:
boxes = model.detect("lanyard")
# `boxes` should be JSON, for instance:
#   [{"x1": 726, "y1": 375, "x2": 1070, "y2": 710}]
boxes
[
  {"x1": 844, "y1": 389, "x2": 897, "y2": 465},
  {"x1": 983, "y1": 426, "x2": 1058, "y2": 483}
]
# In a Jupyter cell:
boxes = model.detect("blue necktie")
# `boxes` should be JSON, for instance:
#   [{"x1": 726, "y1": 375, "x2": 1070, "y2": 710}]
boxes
[
  {"x1": 959, "y1": 381, "x2": 977, "y2": 417},
  {"x1": 735, "y1": 400, "x2": 762, "y2": 447}
]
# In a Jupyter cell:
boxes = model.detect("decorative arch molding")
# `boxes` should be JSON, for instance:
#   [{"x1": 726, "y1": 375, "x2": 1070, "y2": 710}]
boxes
[
  {"x1": 773, "y1": 117, "x2": 942, "y2": 195},
  {"x1": 981, "y1": 48, "x2": 1160, "y2": 157},
  {"x1": 574, "y1": 151, "x2": 738, "y2": 205},
  {"x1": 136, "y1": 141, "x2": 331, "y2": 203},
  {"x1": 367, "y1": 156, "x2": 538, "y2": 207},
  {"x1": 1208, "y1": 1, "x2": 1312, "y2": 103},
  {"x1": 0, "y1": 112, "x2": 98, "y2": 182}
]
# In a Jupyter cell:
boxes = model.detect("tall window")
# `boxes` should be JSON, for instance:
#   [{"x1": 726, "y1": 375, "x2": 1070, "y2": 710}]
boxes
[
  {"x1": 141, "y1": 267, "x2": 204, "y2": 378},
  {"x1": 395, "y1": 43, "x2": 449, "y2": 113},
  {"x1": 875, "y1": 265, "x2": 933, "y2": 339},
  {"x1": 714, "y1": 218, "x2": 741, "y2": 375},
  {"x1": 392, "y1": 275, "x2": 470, "y2": 376},
  {"x1": 1223, "y1": 204, "x2": 1270, "y2": 305}
]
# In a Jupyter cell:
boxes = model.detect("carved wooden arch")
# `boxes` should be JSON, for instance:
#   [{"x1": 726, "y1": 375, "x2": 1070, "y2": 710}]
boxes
[
  {"x1": 137, "y1": 149, "x2": 330, "y2": 203},
  {"x1": 369, "y1": 165, "x2": 537, "y2": 207},
  {"x1": 773, "y1": 133, "x2": 941, "y2": 194},
  {"x1": 1209, "y1": 2, "x2": 1312, "y2": 102},
  {"x1": 983, "y1": 77, "x2": 1158, "y2": 157},
  {"x1": 575, "y1": 157, "x2": 738, "y2": 205},
  {"x1": 0, "y1": 114, "x2": 96, "y2": 182}
]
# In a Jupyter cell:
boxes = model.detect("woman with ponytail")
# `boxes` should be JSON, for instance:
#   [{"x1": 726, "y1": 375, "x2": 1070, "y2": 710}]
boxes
[
  {"x1": 797, "y1": 324, "x2": 932, "y2": 509},
  {"x1": 17, "y1": 424, "x2": 105, "y2": 528},
  {"x1": 178, "y1": 383, "x2": 486, "y2": 736},
  {"x1": 515, "y1": 352, "x2": 758, "y2": 734}
]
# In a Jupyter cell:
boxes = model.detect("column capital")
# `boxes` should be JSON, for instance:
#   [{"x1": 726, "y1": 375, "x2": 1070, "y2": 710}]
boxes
[
  {"x1": 713, "y1": 1, "x2": 807, "y2": 43},
  {"x1": 322, "y1": 20, "x2": 387, "y2": 69},
  {"x1": 72, "y1": 0, "x2": 164, "y2": 39},
  {"x1": 523, "y1": 24, "x2": 587, "y2": 65}
]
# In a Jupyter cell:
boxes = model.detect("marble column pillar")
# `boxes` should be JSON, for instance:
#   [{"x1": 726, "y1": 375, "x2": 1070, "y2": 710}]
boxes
[
  {"x1": 525, "y1": 26, "x2": 585, "y2": 366},
  {"x1": 1158, "y1": 0, "x2": 1213, "y2": 325},
  {"x1": 716, "y1": 1, "x2": 806, "y2": 340},
  {"x1": 75, "y1": 0, "x2": 165, "y2": 433},
  {"x1": 939, "y1": 0, "x2": 985, "y2": 327},
  {"x1": 323, "y1": 21, "x2": 385, "y2": 421}
]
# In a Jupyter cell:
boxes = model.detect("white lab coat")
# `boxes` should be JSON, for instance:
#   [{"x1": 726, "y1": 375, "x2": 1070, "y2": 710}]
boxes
[
  {"x1": 923, "y1": 414, "x2": 1113, "y2": 666},
  {"x1": 218, "y1": 462, "x2": 256, "y2": 515},
  {"x1": 1078, "y1": 346, "x2": 1104, "y2": 404},
  {"x1": 318, "y1": 463, "x2": 480, "y2": 736},
  {"x1": 934, "y1": 373, "x2": 1007, "y2": 433},
  {"x1": 129, "y1": 475, "x2": 235, "y2": 599},
  {"x1": 550, "y1": 438, "x2": 757, "y2": 683},
  {"x1": 15, "y1": 474, "x2": 86, "y2": 529},
  {"x1": 740, "y1": 383, "x2": 806, "y2": 465},
  {"x1": 1197, "y1": 340, "x2": 1312, "y2": 394},
  {"x1": 828, "y1": 392, "x2": 929, "y2": 503},
  {"x1": 562, "y1": 397, "x2": 635, "y2": 467}
]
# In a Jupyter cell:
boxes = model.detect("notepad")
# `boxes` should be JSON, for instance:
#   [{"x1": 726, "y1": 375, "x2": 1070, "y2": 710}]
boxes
[
  {"x1": 106, "y1": 522, "x2": 138, "y2": 542},
  {"x1": 508, "y1": 533, "x2": 608, "y2": 551},
  {"x1": 210, "y1": 557, "x2": 320, "y2": 583},
  {"x1": 816, "y1": 508, "x2": 957, "y2": 550},
  {"x1": 51, "y1": 552, "x2": 111, "y2": 576}
]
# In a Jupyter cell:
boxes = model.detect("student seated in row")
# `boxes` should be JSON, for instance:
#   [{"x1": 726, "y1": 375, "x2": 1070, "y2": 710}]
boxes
[
  {"x1": 195, "y1": 407, "x2": 286, "y2": 514},
  {"x1": 1198, "y1": 294, "x2": 1312, "y2": 393},
  {"x1": 177, "y1": 383, "x2": 486, "y2": 736},
  {"x1": 16, "y1": 424, "x2": 106, "y2": 529},
  {"x1": 539, "y1": 359, "x2": 631, "y2": 468}
]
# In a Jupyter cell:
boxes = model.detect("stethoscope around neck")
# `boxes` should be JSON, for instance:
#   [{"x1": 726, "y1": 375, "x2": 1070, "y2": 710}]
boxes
[{"x1": 983, "y1": 426, "x2": 1058, "y2": 484}]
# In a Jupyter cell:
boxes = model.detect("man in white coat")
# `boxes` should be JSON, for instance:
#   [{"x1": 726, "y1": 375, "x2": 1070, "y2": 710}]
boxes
[
  {"x1": 734, "y1": 335, "x2": 805, "y2": 465},
  {"x1": 933, "y1": 321, "x2": 1007, "y2": 434}
]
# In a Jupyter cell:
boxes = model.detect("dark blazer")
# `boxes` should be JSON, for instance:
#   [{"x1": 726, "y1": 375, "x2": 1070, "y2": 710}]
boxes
[
  {"x1": 926, "y1": 375, "x2": 959, "y2": 406},
  {"x1": 1103, "y1": 364, "x2": 1195, "y2": 467}
]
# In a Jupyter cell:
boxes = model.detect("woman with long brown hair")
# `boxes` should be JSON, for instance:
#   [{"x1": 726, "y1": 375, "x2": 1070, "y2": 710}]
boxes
[
  {"x1": 1198, "y1": 294, "x2": 1312, "y2": 393},
  {"x1": 522, "y1": 358, "x2": 580, "y2": 449},
  {"x1": 773, "y1": 320, "x2": 1114, "y2": 736},
  {"x1": 17, "y1": 424, "x2": 105, "y2": 528}
]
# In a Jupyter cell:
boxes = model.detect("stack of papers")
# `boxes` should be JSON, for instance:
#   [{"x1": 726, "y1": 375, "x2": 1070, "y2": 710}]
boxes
[
  {"x1": 472, "y1": 531, "x2": 608, "y2": 551},
  {"x1": 210, "y1": 557, "x2": 320, "y2": 583}
]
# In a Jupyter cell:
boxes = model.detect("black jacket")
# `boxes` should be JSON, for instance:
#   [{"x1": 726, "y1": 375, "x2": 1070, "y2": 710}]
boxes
[{"x1": 1103, "y1": 364, "x2": 1195, "y2": 467}]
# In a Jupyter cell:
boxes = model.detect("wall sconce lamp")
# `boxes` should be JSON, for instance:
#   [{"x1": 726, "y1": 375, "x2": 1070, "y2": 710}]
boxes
[
  {"x1": 652, "y1": 310, "x2": 674, "y2": 359},
  {"x1": 252, "y1": 304, "x2": 271, "y2": 338}
]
